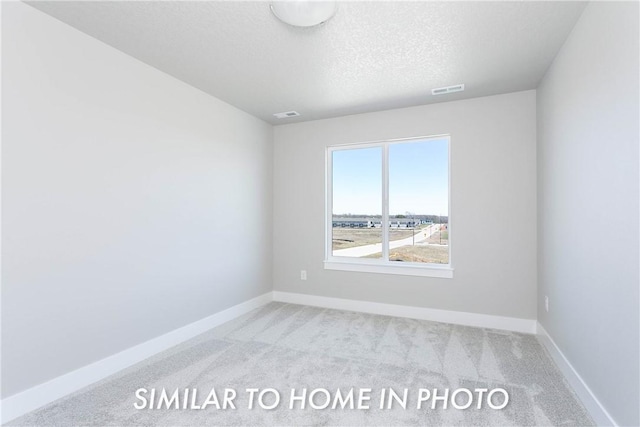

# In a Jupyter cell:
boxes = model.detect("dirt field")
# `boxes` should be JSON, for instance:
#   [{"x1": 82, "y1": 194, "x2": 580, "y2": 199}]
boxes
[
  {"x1": 426, "y1": 228, "x2": 449, "y2": 245},
  {"x1": 332, "y1": 227, "x2": 417, "y2": 250},
  {"x1": 364, "y1": 244, "x2": 449, "y2": 264}
]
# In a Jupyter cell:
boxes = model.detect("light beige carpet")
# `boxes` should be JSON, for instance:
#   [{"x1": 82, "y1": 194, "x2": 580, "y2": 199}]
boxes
[{"x1": 10, "y1": 302, "x2": 594, "y2": 426}]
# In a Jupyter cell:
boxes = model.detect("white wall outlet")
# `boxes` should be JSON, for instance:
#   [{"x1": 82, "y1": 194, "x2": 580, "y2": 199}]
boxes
[
  {"x1": 300, "y1": 270, "x2": 307, "y2": 280},
  {"x1": 544, "y1": 296, "x2": 549, "y2": 312}
]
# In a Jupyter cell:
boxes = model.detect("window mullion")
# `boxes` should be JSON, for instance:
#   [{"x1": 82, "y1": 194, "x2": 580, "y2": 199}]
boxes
[
  {"x1": 326, "y1": 148, "x2": 333, "y2": 260},
  {"x1": 382, "y1": 144, "x2": 389, "y2": 261}
]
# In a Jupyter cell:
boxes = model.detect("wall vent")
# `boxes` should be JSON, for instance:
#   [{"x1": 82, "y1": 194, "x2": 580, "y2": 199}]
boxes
[
  {"x1": 273, "y1": 111, "x2": 301, "y2": 119},
  {"x1": 431, "y1": 84, "x2": 465, "y2": 95}
]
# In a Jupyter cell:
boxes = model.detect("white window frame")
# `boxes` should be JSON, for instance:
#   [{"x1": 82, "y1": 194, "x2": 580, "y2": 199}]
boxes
[{"x1": 324, "y1": 135, "x2": 453, "y2": 278}]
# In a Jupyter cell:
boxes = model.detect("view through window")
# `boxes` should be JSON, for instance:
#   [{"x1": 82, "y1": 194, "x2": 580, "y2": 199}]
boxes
[{"x1": 329, "y1": 136, "x2": 449, "y2": 265}]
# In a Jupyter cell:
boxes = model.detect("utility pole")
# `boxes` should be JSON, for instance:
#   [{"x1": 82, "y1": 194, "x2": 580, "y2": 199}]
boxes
[{"x1": 406, "y1": 211, "x2": 414, "y2": 246}]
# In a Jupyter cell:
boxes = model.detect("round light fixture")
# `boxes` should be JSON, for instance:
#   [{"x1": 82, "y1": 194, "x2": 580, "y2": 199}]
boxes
[{"x1": 270, "y1": 1, "x2": 337, "y2": 28}]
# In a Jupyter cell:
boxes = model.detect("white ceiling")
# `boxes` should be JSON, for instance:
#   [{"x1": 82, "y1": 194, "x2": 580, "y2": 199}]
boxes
[{"x1": 28, "y1": 1, "x2": 587, "y2": 125}]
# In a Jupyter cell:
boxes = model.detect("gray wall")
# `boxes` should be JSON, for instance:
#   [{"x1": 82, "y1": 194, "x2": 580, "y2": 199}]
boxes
[
  {"x1": 1, "y1": 2, "x2": 273, "y2": 398},
  {"x1": 273, "y1": 91, "x2": 537, "y2": 320},
  {"x1": 537, "y1": 2, "x2": 639, "y2": 425}
]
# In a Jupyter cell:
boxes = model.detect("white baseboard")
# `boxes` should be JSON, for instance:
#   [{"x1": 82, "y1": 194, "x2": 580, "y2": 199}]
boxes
[
  {"x1": 0, "y1": 292, "x2": 273, "y2": 424},
  {"x1": 537, "y1": 322, "x2": 617, "y2": 426},
  {"x1": 272, "y1": 291, "x2": 537, "y2": 334}
]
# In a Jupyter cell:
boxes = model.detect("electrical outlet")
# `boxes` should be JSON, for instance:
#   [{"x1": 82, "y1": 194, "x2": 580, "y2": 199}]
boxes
[
  {"x1": 544, "y1": 296, "x2": 549, "y2": 312},
  {"x1": 300, "y1": 270, "x2": 307, "y2": 281}
]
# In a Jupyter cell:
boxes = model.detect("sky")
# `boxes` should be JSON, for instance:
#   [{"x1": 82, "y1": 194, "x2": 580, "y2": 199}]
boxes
[{"x1": 332, "y1": 138, "x2": 449, "y2": 216}]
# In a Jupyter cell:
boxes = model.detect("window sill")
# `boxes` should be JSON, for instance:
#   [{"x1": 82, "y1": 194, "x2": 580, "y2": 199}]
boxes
[{"x1": 324, "y1": 260, "x2": 454, "y2": 278}]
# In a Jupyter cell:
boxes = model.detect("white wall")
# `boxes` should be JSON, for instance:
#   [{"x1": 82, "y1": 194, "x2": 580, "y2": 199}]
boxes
[
  {"x1": 273, "y1": 91, "x2": 537, "y2": 320},
  {"x1": 537, "y1": 2, "x2": 639, "y2": 426},
  {"x1": 1, "y1": 2, "x2": 273, "y2": 398}
]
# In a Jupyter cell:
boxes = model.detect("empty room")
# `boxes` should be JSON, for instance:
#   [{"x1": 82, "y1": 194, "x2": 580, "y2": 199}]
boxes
[{"x1": 1, "y1": 1, "x2": 638, "y2": 426}]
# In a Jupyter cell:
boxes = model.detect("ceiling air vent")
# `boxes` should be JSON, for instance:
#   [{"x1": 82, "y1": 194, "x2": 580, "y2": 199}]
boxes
[
  {"x1": 273, "y1": 111, "x2": 301, "y2": 119},
  {"x1": 431, "y1": 84, "x2": 465, "y2": 96}
]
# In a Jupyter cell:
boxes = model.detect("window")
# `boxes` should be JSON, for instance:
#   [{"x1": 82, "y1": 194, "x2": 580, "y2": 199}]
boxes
[{"x1": 325, "y1": 136, "x2": 452, "y2": 278}]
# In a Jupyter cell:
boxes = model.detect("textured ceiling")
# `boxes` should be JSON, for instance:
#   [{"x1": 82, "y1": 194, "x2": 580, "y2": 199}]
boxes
[{"x1": 27, "y1": 1, "x2": 586, "y2": 125}]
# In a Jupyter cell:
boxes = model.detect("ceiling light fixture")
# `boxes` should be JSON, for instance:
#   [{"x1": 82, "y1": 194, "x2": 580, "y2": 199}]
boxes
[{"x1": 270, "y1": 1, "x2": 337, "y2": 27}]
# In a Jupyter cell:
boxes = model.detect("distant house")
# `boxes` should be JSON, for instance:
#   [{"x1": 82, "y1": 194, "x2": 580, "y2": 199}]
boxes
[
  {"x1": 332, "y1": 217, "x2": 375, "y2": 228},
  {"x1": 332, "y1": 216, "x2": 421, "y2": 228},
  {"x1": 389, "y1": 219, "x2": 420, "y2": 228}
]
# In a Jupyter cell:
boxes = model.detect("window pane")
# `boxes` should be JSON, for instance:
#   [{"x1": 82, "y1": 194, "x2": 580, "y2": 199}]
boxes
[
  {"x1": 332, "y1": 147, "x2": 382, "y2": 258},
  {"x1": 388, "y1": 139, "x2": 449, "y2": 264}
]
